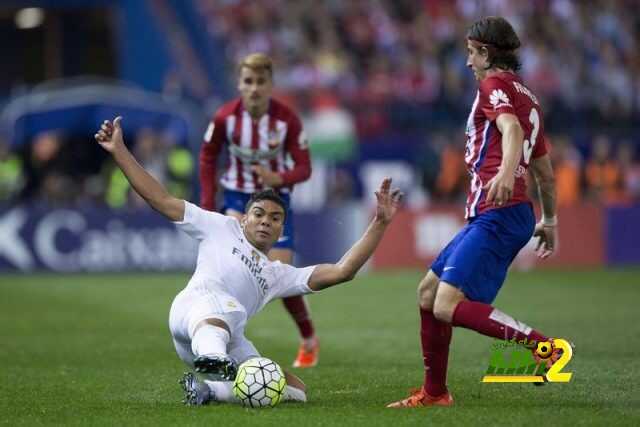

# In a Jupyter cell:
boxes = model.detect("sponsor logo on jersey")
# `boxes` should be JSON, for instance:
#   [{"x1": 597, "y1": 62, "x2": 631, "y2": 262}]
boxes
[
  {"x1": 232, "y1": 247, "x2": 269, "y2": 294},
  {"x1": 489, "y1": 89, "x2": 511, "y2": 109}
]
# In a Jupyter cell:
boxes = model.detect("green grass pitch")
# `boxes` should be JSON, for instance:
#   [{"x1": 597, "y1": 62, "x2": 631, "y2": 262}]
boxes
[{"x1": 2, "y1": 269, "x2": 639, "y2": 426}]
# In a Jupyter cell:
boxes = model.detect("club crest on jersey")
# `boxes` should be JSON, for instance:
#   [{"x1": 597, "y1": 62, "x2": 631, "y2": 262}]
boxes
[
  {"x1": 232, "y1": 247, "x2": 269, "y2": 294},
  {"x1": 489, "y1": 89, "x2": 511, "y2": 109},
  {"x1": 267, "y1": 130, "x2": 281, "y2": 150},
  {"x1": 251, "y1": 249, "x2": 261, "y2": 264}
]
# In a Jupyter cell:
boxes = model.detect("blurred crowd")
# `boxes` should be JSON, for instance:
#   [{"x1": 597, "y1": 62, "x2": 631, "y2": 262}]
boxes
[
  {"x1": 416, "y1": 131, "x2": 640, "y2": 206},
  {"x1": 0, "y1": 130, "x2": 193, "y2": 208},
  {"x1": 1, "y1": 0, "x2": 640, "y2": 208},
  {"x1": 197, "y1": 0, "x2": 640, "y2": 134},
  {"x1": 2, "y1": 126, "x2": 640, "y2": 208}
]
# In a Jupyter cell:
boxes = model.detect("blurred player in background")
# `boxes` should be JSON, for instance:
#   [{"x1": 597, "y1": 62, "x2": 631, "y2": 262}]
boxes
[
  {"x1": 94, "y1": 115, "x2": 402, "y2": 405},
  {"x1": 388, "y1": 16, "x2": 561, "y2": 408},
  {"x1": 199, "y1": 53, "x2": 319, "y2": 368}
]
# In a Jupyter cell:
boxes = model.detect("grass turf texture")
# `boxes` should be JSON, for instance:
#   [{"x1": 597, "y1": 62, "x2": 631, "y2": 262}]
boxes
[{"x1": 1, "y1": 269, "x2": 639, "y2": 426}]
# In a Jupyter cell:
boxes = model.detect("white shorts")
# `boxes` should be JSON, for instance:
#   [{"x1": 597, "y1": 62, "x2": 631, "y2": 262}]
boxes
[{"x1": 168, "y1": 287, "x2": 260, "y2": 367}]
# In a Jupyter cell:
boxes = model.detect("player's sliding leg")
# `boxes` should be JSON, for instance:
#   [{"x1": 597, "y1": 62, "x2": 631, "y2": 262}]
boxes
[
  {"x1": 181, "y1": 371, "x2": 307, "y2": 406},
  {"x1": 206, "y1": 371, "x2": 306, "y2": 403},
  {"x1": 191, "y1": 318, "x2": 238, "y2": 381},
  {"x1": 283, "y1": 371, "x2": 307, "y2": 402},
  {"x1": 269, "y1": 247, "x2": 319, "y2": 368},
  {"x1": 210, "y1": 333, "x2": 307, "y2": 404},
  {"x1": 387, "y1": 271, "x2": 454, "y2": 408},
  {"x1": 433, "y1": 282, "x2": 549, "y2": 345},
  {"x1": 180, "y1": 372, "x2": 214, "y2": 406}
]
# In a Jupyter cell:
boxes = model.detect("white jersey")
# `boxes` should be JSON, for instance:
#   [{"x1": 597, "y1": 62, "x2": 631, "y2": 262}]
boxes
[{"x1": 173, "y1": 201, "x2": 315, "y2": 317}]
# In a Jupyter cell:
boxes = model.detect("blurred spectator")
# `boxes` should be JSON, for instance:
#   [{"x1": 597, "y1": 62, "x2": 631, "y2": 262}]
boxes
[
  {"x1": 585, "y1": 135, "x2": 622, "y2": 203},
  {"x1": 550, "y1": 135, "x2": 582, "y2": 207},
  {"x1": 616, "y1": 142, "x2": 640, "y2": 202},
  {"x1": 326, "y1": 168, "x2": 356, "y2": 206},
  {"x1": 166, "y1": 146, "x2": 194, "y2": 201},
  {"x1": 416, "y1": 134, "x2": 441, "y2": 199},
  {"x1": 0, "y1": 137, "x2": 23, "y2": 202},
  {"x1": 106, "y1": 127, "x2": 170, "y2": 209},
  {"x1": 434, "y1": 140, "x2": 467, "y2": 202},
  {"x1": 18, "y1": 131, "x2": 75, "y2": 205}
]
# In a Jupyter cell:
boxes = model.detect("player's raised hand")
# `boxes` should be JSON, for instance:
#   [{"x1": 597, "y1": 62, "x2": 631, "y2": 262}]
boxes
[
  {"x1": 533, "y1": 222, "x2": 556, "y2": 259},
  {"x1": 374, "y1": 177, "x2": 403, "y2": 225},
  {"x1": 483, "y1": 171, "x2": 514, "y2": 207},
  {"x1": 94, "y1": 117, "x2": 124, "y2": 153}
]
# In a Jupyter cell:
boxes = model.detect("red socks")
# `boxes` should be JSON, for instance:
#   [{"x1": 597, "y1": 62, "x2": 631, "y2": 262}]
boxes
[
  {"x1": 282, "y1": 296, "x2": 314, "y2": 339},
  {"x1": 419, "y1": 301, "x2": 548, "y2": 397},
  {"x1": 420, "y1": 309, "x2": 452, "y2": 397},
  {"x1": 451, "y1": 300, "x2": 547, "y2": 345}
]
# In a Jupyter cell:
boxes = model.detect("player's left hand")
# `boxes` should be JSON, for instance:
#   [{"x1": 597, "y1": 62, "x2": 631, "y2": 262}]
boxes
[
  {"x1": 533, "y1": 222, "x2": 557, "y2": 259},
  {"x1": 483, "y1": 171, "x2": 514, "y2": 207},
  {"x1": 94, "y1": 116, "x2": 124, "y2": 153},
  {"x1": 374, "y1": 177, "x2": 403, "y2": 225},
  {"x1": 251, "y1": 165, "x2": 284, "y2": 187}
]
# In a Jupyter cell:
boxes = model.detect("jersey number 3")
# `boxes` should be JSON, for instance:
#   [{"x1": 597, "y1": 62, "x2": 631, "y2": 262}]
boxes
[{"x1": 523, "y1": 108, "x2": 540, "y2": 165}]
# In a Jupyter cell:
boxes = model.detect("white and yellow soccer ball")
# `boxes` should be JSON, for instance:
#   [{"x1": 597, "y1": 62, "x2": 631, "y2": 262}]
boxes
[{"x1": 232, "y1": 357, "x2": 286, "y2": 408}]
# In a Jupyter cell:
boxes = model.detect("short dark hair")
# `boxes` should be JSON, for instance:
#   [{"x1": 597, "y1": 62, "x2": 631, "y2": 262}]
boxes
[
  {"x1": 245, "y1": 189, "x2": 287, "y2": 218},
  {"x1": 467, "y1": 16, "x2": 521, "y2": 72}
]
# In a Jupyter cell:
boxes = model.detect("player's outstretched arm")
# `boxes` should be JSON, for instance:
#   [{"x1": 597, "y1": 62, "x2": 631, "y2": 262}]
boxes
[
  {"x1": 307, "y1": 178, "x2": 402, "y2": 291},
  {"x1": 95, "y1": 117, "x2": 185, "y2": 221},
  {"x1": 529, "y1": 153, "x2": 557, "y2": 259}
]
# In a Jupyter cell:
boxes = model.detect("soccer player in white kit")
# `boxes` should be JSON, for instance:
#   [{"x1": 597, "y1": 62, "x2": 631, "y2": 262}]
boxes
[{"x1": 95, "y1": 116, "x2": 403, "y2": 405}]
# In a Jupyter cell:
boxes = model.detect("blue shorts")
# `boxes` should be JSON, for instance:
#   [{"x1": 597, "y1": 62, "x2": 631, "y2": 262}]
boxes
[
  {"x1": 430, "y1": 203, "x2": 535, "y2": 304},
  {"x1": 222, "y1": 189, "x2": 294, "y2": 250}
]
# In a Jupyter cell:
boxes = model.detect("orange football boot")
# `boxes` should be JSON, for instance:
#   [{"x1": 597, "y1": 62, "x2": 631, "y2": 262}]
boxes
[
  {"x1": 386, "y1": 387, "x2": 454, "y2": 408},
  {"x1": 292, "y1": 337, "x2": 319, "y2": 368}
]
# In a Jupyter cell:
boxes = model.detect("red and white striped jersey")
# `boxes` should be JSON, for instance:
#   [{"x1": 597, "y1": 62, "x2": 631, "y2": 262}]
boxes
[
  {"x1": 464, "y1": 72, "x2": 548, "y2": 218},
  {"x1": 199, "y1": 98, "x2": 311, "y2": 211}
]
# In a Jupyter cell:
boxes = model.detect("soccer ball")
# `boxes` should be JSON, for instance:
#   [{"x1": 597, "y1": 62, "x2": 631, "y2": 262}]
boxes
[{"x1": 233, "y1": 357, "x2": 286, "y2": 408}]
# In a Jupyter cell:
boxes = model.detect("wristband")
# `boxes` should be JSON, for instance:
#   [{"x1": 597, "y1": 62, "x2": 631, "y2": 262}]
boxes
[{"x1": 541, "y1": 215, "x2": 557, "y2": 227}]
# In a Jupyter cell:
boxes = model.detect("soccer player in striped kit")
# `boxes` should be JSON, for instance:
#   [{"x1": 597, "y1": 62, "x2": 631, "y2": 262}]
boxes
[
  {"x1": 199, "y1": 53, "x2": 319, "y2": 368},
  {"x1": 388, "y1": 17, "x2": 562, "y2": 408}
]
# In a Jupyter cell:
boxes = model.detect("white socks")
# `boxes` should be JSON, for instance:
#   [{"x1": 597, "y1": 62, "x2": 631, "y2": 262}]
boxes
[
  {"x1": 190, "y1": 324, "x2": 230, "y2": 357},
  {"x1": 201, "y1": 381, "x2": 307, "y2": 403},
  {"x1": 283, "y1": 385, "x2": 307, "y2": 402},
  {"x1": 203, "y1": 381, "x2": 239, "y2": 403}
]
